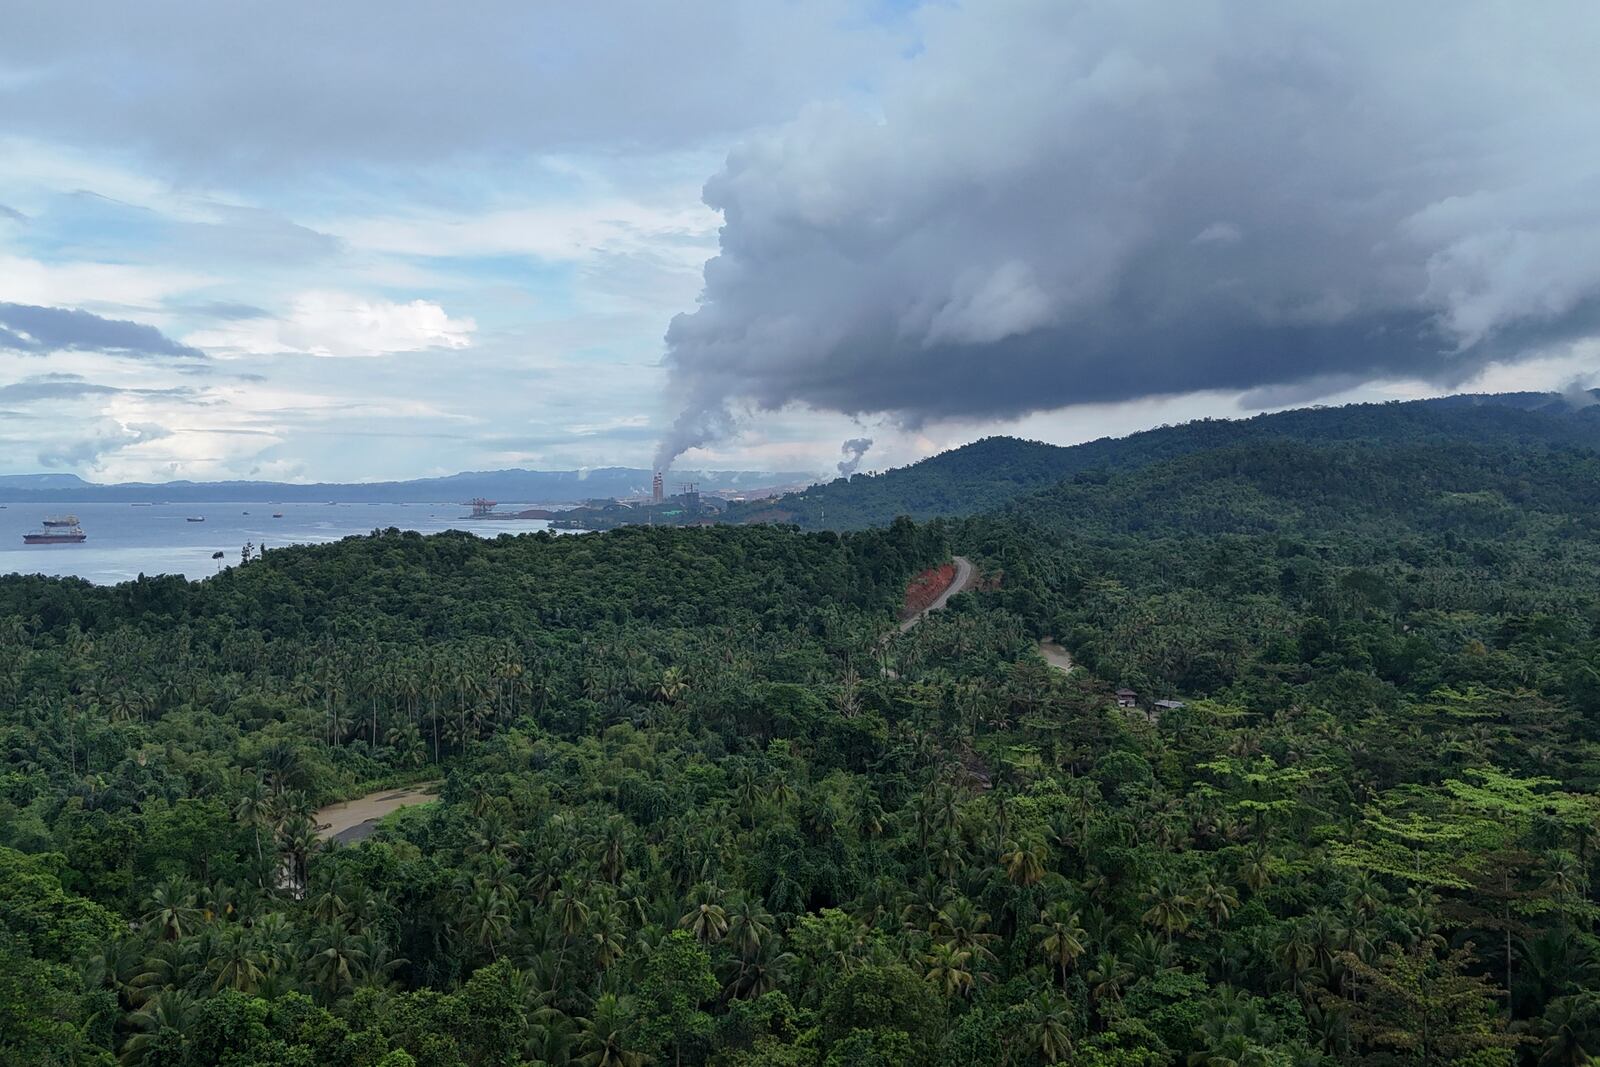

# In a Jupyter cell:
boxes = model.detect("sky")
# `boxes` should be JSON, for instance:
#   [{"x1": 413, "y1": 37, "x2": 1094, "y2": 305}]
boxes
[{"x1": 1, "y1": 1, "x2": 1597, "y2": 484}]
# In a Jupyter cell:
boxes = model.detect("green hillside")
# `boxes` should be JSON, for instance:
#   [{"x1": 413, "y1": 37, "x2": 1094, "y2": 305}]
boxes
[
  {"x1": 966, "y1": 438, "x2": 1600, "y2": 703},
  {"x1": 5, "y1": 404, "x2": 1600, "y2": 1065},
  {"x1": 729, "y1": 392, "x2": 1600, "y2": 529}
]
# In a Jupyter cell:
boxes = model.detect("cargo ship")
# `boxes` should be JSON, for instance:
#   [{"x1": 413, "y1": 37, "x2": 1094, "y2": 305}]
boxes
[
  {"x1": 24, "y1": 523, "x2": 86, "y2": 544},
  {"x1": 42, "y1": 514, "x2": 80, "y2": 527}
]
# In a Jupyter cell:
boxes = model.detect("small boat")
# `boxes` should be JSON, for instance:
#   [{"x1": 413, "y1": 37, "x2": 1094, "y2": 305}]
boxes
[
  {"x1": 42, "y1": 514, "x2": 79, "y2": 527},
  {"x1": 187, "y1": 516, "x2": 206, "y2": 523},
  {"x1": 25, "y1": 523, "x2": 86, "y2": 544},
  {"x1": 242, "y1": 510, "x2": 250, "y2": 515},
  {"x1": 272, "y1": 512, "x2": 284, "y2": 518}
]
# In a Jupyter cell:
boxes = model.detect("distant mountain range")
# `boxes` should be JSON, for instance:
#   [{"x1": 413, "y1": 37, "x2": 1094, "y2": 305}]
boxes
[
  {"x1": 726, "y1": 390, "x2": 1600, "y2": 529},
  {"x1": 0, "y1": 467, "x2": 815, "y2": 505},
  {"x1": 12, "y1": 389, "x2": 1598, "y2": 514}
]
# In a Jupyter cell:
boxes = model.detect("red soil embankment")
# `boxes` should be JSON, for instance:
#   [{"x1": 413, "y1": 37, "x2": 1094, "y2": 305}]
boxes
[{"x1": 903, "y1": 562, "x2": 957, "y2": 618}]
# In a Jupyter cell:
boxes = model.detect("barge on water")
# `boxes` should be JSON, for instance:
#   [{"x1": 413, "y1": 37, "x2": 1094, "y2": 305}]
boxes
[{"x1": 24, "y1": 523, "x2": 86, "y2": 544}]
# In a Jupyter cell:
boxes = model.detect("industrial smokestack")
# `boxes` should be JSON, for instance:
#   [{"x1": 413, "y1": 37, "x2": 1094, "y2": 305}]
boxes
[{"x1": 652, "y1": 470, "x2": 664, "y2": 503}]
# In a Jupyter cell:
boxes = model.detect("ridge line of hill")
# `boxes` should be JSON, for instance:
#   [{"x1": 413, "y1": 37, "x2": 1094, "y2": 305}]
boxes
[{"x1": 726, "y1": 389, "x2": 1600, "y2": 530}]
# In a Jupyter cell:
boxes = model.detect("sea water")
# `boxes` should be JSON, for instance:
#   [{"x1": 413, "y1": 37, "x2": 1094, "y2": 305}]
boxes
[{"x1": 0, "y1": 501, "x2": 573, "y2": 585}]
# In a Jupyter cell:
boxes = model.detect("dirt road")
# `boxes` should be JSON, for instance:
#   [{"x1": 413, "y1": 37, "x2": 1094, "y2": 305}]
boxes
[
  {"x1": 1038, "y1": 639, "x2": 1075, "y2": 674},
  {"x1": 315, "y1": 783, "x2": 439, "y2": 844},
  {"x1": 899, "y1": 555, "x2": 975, "y2": 633}
]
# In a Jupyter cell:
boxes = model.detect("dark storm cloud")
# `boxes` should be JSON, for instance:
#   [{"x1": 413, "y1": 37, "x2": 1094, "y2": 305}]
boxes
[
  {"x1": 656, "y1": 1, "x2": 1600, "y2": 468},
  {"x1": 0, "y1": 303, "x2": 204, "y2": 358}
]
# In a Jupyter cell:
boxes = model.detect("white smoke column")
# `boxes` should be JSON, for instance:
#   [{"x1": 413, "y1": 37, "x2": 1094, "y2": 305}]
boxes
[
  {"x1": 836, "y1": 437, "x2": 873, "y2": 477},
  {"x1": 1561, "y1": 377, "x2": 1598, "y2": 409}
]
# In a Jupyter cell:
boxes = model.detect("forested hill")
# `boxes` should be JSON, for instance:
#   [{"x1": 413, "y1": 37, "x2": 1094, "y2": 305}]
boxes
[
  {"x1": 6, "y1": 424, "x2": 1600, "y2": 1063},
  {"x1": 729, "y1": 390, "x2": 1600, "y2": 529},
  {"x1": 970, "y1": 435, "x2": 1600, "y2": 710}
]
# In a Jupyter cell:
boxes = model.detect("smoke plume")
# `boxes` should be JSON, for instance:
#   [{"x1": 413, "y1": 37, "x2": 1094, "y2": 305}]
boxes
[
  {"x1": 1561, "y1": 377, "x2": 1599, "y2": 410},
  {"x1": 656, "y1": 1, "x2": 1600, "y2": 469},
  {"x1": 836, "y1": 437, "x2": 873, "y2": 478}
]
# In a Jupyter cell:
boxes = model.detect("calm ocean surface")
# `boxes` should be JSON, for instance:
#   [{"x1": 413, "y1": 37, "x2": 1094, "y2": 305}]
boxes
[{"x1": 0, "y1": 501, "x2": 570, "y2": 585}]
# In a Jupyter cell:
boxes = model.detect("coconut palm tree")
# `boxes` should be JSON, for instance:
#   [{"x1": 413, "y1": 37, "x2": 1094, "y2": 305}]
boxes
[
  {"x1": 1141, "y1": 876, "x2": 1193, "y2": 942},
  {"x1": 725, "y1": 892, "x2": 775, "y2": 961},
  {"x1": 724, "y1": 937, "x2": 795, "y2": 1000},
  {"x1": 119, "y1": 990, "x2": 200, "y2": 1066},
  {"x1": 141, "y1": 876, "x2": 203, "y2": 941},
  {"x1": 1196, "y1": 876, "x2": 1241, "y2": 927},
  {"x1": 1533, "y1": 992, "x2": 1600, "y2": 1067},
  {"x1": 1020, "y1": 992, "x2": 1075, "y2": 1063},
  {"x1": 208, "y1": 925, "x2": 266, "y2": 993},
  {"x1": 306, "y1": 920, "x2": 368, "y2": 1004},
  {"x1": 352, "y1": 931, "x2": 408, "y2": 993},
  {"x1": 587, "y1": 900, "x2": 628, "y2": 971},
  {"x1": 599, "y1": 818, "x2": 627, "y2": 884},
  {"x1": 1087, "y1": 950, "x2": 1133, "y2": 1010},
  {"x1": 1032, "y1": 902, "x2": 1088, "y2": 988},
  {"x1": 574, "y1": 993, "x2": 646, "y2": 1067},
  {"x1": 385, "y1": 720, "x2": 425, "y2": 767},
  {"x1": 679, "y1": 883, "x2": 730, "y2": 945},
  {"x1": 85, "y1": 938, "x2": 148, "y2": 1011},
  {"x1": 1001, "y1": 837, "x2": 1049, "y2": 887},
  {"x1": 551, "y1": 887, "x2": 592, "y2": 940},
  {"x1": 923, "y1": 942, "x2": 978, "y2": 999},
  {"x1": 251, "y1": 911, "x2": 297, "y2": 980},
  {"x1": 654, "y1": 665, "x2": 689, "y2": 704},
  {"x1": 308, "y1": 871, "x2": 354, "y2": 925},
  {"x1": 932, "y1": 897, "x2": 999, "y2": 964},
  {"x1": 463, "y1": 881, "x2": 514, "y2": 961},
  {"x1": 232, "y1": 773, "x2": 270, "y2": 875},
  {"x1": 767, "y1": 773, "x2": 796, "y2": 811}
]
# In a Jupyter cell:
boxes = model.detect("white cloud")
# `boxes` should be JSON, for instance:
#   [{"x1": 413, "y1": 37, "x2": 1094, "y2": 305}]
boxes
[
  {"x1": 327, "y1": 198, "x2": 719, "y2": 267},
  {"x1": 1193, "y1": 222, "x2": 1242, "y2": 245},
  {"x1": 186, "y1": 291, "x2": 476, "y2": 357},
  {"x1": 0, "y1": 253, "x2": 210, "y2": 314}
]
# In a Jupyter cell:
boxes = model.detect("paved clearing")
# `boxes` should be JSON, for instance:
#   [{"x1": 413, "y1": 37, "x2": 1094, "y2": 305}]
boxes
[
  {"x1": 1039, "y1": 639, "x2": 1075, "y2": 674},
  {"x1": 899, "y1": 555, "x2": 975, "y2": 633},
  {"x1": 316, "y1": 783, "x2": 439, "y2": 844}
]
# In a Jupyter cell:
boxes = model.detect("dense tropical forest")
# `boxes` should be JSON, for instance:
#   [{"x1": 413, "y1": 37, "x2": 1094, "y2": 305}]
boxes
[{"x1": 5, "y1": 402, "x2": 1600, "y2": 1066}]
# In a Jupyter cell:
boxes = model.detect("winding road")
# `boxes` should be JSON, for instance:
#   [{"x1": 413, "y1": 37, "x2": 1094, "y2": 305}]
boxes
[
  {"x1": 899, "y1": 555, "x2": 975, "y2": 633},
  {"x1": 892, "y1": 557, "x2": 1076, "y2": 680}
]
